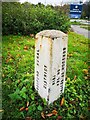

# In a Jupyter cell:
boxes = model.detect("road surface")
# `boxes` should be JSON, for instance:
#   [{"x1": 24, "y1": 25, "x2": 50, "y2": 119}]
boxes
[
  {"x1": 70, "y1": 19, "x2": 90, "y2": 25},
  {"x1": 71, "y1": 25, "x2": 90, "y2": 39}
]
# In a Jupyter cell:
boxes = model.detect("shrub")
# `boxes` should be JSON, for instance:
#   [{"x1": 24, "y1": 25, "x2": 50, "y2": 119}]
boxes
[{"x1": 2, "y1": 2, "x2": 70, "y2": 35}]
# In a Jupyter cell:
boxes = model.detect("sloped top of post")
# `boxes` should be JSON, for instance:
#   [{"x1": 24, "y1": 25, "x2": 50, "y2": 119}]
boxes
[{"x1": 36, "y1": 30, "x2": 67, "y2": 39}]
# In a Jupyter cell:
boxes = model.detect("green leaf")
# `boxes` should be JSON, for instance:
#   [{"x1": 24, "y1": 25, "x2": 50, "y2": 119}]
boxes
[
  {"x1": 20, "y1": 92, "x2": 27, "y2": 99},
  {"x1": 9, "y1": 92, "x2": 21, "y2": 101},
  {"x1": 37, "y1": 105, "x2": 43, "y2": 111},
  {"x1": 31, "y1": 94, "x2": 35, "y2": 100},
  {"x1": 21, "y1": 86, "x2": 27, "y2": 92},
  {"x1": 43, "y1": 98, "x2": 47, "y2": 106},
  {"x1": 19, "y1": 87, "x2": 27, "y2": 99},
  {"x1": 20, "y1": 111, "x2": 25, "y2": 118}
]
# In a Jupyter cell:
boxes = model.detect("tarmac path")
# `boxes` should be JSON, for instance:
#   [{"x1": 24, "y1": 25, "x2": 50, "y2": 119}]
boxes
[{"x1": 71, "y1": 25, "x2": 90, "y2": 39}]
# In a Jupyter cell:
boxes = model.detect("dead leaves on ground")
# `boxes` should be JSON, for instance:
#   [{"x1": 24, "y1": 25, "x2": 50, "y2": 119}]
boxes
[
  {"x1": 20, "y1": 101, "x2": 29, "y2": 112},
  {"x1": 41, "y1": 109, "x2": 58, "y2": 119},
  {"x1": 20, "y1": 106, "x2": 29, "y2": 112},
  {"x1": 19, "y1": 100, "x2": 63, "y2": 119},
  {"x1": 52, "y1": 110, "x2": 58, "y2": 115}
]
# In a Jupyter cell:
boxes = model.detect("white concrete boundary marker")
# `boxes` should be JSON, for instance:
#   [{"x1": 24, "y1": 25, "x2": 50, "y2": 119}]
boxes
[{"x1": 34, "y1": 30, "x2": 68, "y2": 104}]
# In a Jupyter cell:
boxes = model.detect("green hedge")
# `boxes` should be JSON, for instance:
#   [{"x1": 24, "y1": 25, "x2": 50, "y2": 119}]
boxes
[{"x1": 2, "y1": 2, "x2": 70, "y2": 35}]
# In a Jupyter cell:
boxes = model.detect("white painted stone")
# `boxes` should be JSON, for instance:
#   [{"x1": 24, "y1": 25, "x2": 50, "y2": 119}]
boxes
[{"x1": 35, "y1": 30, "x2": 68, "y2": 104}]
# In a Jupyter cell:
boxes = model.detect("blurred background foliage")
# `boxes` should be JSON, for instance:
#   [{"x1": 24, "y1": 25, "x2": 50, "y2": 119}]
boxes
[{"x1": 2, "y1": 2, "x2": 70, "y2": 35}]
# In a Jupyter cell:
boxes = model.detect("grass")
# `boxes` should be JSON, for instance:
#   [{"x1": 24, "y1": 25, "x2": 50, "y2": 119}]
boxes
[
  {"x1": 80, "y1": 25, "x2": 90, "y2": 31},
  {"x1": 71, "y1": 21, "x2": 90, "y2": 30},
  {"x1": 71, "y1": 21, "x2": 82, "y2": 25},
  {"x1": 2, "y1": 32, "x2": 89, "y2": 120}
]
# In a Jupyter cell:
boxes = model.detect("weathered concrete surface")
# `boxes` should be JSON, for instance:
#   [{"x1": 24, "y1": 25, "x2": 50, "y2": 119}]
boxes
[
  {"x1": 35, "y1": 30, "x2": 68, "y2": 104},
  {"x1": 71, "y1": 25, "x2": 90, "y2": 39},
  {"x1": 36, "y1": 30, "x2": 67, "y2": 39}
]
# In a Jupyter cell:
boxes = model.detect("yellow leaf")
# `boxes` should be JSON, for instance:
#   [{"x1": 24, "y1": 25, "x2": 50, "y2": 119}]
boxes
[{"x1": 60, "y1": 97, "x2": 64, "y2": 106}]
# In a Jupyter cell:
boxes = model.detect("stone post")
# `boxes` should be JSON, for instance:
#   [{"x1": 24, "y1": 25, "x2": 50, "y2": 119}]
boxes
[{"x1": 35, "y1": 30, "x2": 68, "y2": 104}]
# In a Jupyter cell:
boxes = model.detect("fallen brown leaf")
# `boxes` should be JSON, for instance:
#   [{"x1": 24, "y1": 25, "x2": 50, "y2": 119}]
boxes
[
  {"x1": 24, "y1": 46, "x2": 29, "y2": 50},
  {"x1": 19, "y1": 107, "x2": 25, "y2": 111},
  {"x1": 46, "y1": 113, "x2": 53, "y2": 117},
  {"x1": 52, "y1": 110, "x2": 58, "y2": 115},
  {"x1": 41, "y1": 112, "x2": 45, "y2": 119},
  {"x1": 60, "y1": 97, "x2": 64, "y2": 106},
  {"x1": 25, "y1": 107, "x2": 28, "y2": 111}
]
